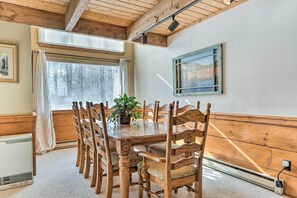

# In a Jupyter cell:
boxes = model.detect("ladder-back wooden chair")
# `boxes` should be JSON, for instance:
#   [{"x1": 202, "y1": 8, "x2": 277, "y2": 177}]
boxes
[
  {"x1": 142, "y1": 100, "x2": 157, "y2": 121},
  {"x1": 80, "y1": 101, "x2": 97, "y2": 187},
  {"x1": 148, "y1": 101, "x2": 200, "y2": 155},
  {"x1": 72, "y1": 101, "x2": 85, "y2": 173},
  {"x1": 155, "y1": 101, "x2": 175, "y2": 123},
  {"x1": 137, "y1": 103, "x2": 211, "y2": 198},
  {"x1": 92, "y1": 102, "x2": 116, "y2": 152},
  {"x1": 89, "y1": 103, "x2": 142, "y2": 197}
]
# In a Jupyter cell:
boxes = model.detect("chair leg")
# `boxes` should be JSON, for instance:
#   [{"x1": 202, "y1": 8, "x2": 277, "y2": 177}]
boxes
[
  {"x1": 79, "y1": 143, "x2": 85, "y2": 173},
  {"x1": 194, "y1": 181, "x2": 202, "y2": 198},
  {"x1": 95, "y1": 156, "x2": 102, "y2": 194},
  {"x1": 164, "y1": 185, "x2": 172, "y2": 198},
  {"x1": 90, "y1": 153, "x2": 97, "y2": 187},
  {"x1": 138, "y1": 169, "x2": 143, "y2": 198},
  {"x1": 195, "y1": 172, "x2": 202, "y2": 198},
  {"x1": 84, "y1": 146, "x2": 90, "y2": 179},
  {"x1": 76, "y1": 139, "x2": 80, "y2": 167},
  {"x1": 106, "y1": 169, "x2": 113, "y2": 198},
  {"x1": 145, "y1": 174, "x2": 151, "y2": 198}
]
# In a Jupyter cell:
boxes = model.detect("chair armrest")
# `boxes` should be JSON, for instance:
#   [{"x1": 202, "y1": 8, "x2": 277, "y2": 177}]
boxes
[{"x1": 137, "y1": 151, "x2": 166, "y2": 163}]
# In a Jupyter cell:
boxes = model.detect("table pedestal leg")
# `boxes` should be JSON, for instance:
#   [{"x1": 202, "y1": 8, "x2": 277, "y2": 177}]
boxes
[
  {"x1": 117, "y1": 140, "x2": 131, "y2": 198},
  {"x1": 119, "y1": 154, "x2": 130, "y2": 198}
]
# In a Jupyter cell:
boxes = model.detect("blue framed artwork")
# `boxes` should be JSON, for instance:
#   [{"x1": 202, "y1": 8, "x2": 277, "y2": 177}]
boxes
[{"x1": 173, "y1": 44, "x2": 223, "y2": 96}]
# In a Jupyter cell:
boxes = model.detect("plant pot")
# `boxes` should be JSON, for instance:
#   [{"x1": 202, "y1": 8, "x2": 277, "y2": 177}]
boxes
[{"x1": 120, "y1": 114, "x2": 131, "y2": 125}]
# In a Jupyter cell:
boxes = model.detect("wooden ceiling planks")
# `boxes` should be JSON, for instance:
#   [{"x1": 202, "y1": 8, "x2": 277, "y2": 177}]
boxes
[
  {"x1": 0, "y1": 0, "x2": 246, "y2": 46},
  {"x1": 81, "y1": 11, "x2": 132, "y2": 27}
]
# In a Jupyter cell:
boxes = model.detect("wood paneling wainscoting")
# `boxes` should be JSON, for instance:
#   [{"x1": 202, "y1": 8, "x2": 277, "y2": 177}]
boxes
[
  {"x1": 52, "y1": 110, "x2": 76, "y2": 143},
  {"x1": 206, "y1": 113, "x2": 297, "y2": 197},
  {"x1": 0, "y1": 113, "x2": 37, "y2": 175}
]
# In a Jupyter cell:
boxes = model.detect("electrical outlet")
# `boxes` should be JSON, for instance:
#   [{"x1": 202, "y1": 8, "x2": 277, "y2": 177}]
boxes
[{"x1": 283, "y1": 160, "x2": 291, "y2": 171}]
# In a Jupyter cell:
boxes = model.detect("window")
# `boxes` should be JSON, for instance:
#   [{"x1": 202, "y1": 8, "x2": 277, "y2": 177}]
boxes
[
  {"x1": 46, "y1": 61, "x2": 121, "y2": 110},
  {"x1": 39, "y1": 28, "x2": 125, "y2": 53},
  {"x1": 173, "y1": 44, "x2": 223, "y2": 96}
]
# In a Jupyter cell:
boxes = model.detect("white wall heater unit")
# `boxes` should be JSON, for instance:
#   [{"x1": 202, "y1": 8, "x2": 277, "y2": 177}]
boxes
[
  {"x1": 0, "y1": 133, "x2": 33, "y2": 191},
  {"x1": 203, "y1": 157, "x2": 281, "y2": 193}
]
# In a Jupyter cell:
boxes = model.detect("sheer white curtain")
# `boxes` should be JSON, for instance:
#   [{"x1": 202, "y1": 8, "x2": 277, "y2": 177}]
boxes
[
  {"x1": 119, "y1": 58, "x2": 129, "y2": 95},
  {"x1": 33, "y1": 50, "x2": 56, "y2": 154}
]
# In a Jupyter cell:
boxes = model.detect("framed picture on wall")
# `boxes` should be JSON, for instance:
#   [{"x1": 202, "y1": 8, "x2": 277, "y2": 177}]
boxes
[
  {"x1": 173, "y1": 44, "x2": 223, "y2": 96},
  {"x1": 0, "y1": 44, "x2": 18, "y2": 83}
]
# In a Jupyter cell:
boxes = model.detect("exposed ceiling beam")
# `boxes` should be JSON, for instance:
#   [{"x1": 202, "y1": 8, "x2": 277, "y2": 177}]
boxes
[
  {"x1": 65, "y1": 0, "x2": 89, "y2": 31},
  {"x1": 0, "y1": 2, "x2": 64, "y2": 29},
  {"x1": 127, "y1": 0, "x2": 201, "y2": 41},
  {"x1": 133, "y1": 32, "x2": 167, "y2": 47},
  {"x1": 72, "y1": 18, "x2": 126, "y2": 40},
  {"x1": 0, "y1": 2, "x2": 167, "y2": 47}
]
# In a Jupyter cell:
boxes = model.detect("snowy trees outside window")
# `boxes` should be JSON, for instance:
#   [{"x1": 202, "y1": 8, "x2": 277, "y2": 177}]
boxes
[{"x1": 46, "y1": 61, "x2": 121, "y2": 110}]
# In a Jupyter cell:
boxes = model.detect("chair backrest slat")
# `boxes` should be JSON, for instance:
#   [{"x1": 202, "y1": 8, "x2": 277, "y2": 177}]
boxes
[
  {"x1": 175, "y1": 101, "x2": 196, "y2": 116},
  {"x1": 170, "y1": 156, "x2": 200, "y2": 170},
  {"x1": 172, "y1": 129, "x2": 204, "y2": 142},
  {"x1": 171, "y1": 142, "x2": 202, "y2": 156},
  {"x1": 173, "y1": 109, "x2": 206, "y2": 125},
  {"x1": 79, "y1": 101, "x2": 88, "y2": 118}
]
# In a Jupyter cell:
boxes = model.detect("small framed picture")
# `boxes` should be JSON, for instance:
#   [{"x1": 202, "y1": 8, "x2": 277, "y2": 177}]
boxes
[{"x1": 0, "y1": 44, "x2": 18, "y2": 83}]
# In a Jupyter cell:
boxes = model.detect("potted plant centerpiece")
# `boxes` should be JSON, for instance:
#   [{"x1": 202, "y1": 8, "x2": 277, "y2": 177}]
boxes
[{"x1": 108, "y1": 93, "x2": 141, "y2": 125}]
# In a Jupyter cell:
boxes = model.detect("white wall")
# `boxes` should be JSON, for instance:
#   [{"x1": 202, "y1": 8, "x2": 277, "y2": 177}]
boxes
[
  {"x1": 134, "y1": 0, "x2": 297, "y2": 117},
  {"x1": 0, "y1": 22, "x2": 32, "y2": 115}
]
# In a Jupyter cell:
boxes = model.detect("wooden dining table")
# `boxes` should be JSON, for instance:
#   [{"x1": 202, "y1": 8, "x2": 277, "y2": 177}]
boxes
[{"x1": 107, "y1": 119, "x2": 187, "y2": 198}]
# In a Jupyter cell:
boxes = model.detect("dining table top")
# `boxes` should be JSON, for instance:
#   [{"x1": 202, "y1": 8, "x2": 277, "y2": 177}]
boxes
[{"x1": 106, "y1": 119, "x2": 187, "y2": 141}]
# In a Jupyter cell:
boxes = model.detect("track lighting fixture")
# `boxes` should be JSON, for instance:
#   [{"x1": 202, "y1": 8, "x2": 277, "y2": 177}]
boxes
[
  {"x1": 141, "y1": 33, "x2": 147, "y2": 44},
  {"x1": 224, "y1": 0, "x2": 235, "y2": 5},
  {"x1": 168, "y1": 15, "x2": 180, "y2": 32}
]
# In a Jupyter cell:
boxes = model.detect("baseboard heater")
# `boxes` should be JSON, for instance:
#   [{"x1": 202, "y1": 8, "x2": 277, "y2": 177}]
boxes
[
  {"x1": 0, "y1": 133, "x2": 33, "y2": 191},
  {"x1": 203, "y1": 157, "x2": 279, "y2": 192}
]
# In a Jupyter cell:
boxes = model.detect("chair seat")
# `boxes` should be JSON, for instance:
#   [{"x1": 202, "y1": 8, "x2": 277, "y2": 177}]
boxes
[
  {"x1": 148, "y1": 143, "x2": 180, "y2": 155},
  {"x1": 102, "y1": 151, "x2": 142, "y2": 170},
  {"x1": 137, "y1": 156, "x2": 197, "y2": 181}
]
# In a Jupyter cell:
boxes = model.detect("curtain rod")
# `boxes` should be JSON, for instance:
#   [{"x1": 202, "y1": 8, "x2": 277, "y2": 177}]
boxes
[{"x1": 32, "y1": 50, "x2": 131, "y2": 63}]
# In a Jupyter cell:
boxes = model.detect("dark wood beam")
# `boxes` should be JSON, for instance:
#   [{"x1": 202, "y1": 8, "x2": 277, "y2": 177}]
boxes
[{"x1": 65, "y1": 0, "x2": 89, "y2": 31}]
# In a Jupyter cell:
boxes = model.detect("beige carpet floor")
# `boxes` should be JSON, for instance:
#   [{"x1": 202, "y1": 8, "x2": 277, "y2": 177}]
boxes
[{"x1": 0, "y1": 148, "x2": 284, "y2": 198}]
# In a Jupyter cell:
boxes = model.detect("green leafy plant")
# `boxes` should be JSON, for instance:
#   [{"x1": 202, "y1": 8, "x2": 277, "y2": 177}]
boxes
[{"x1": 108, "y1": 93, "x2": 141, "y2": 123}]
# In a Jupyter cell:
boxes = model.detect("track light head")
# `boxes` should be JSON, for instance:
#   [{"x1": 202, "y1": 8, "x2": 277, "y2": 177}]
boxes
[
  {"x1": 224, "y1": 0, "x2": 235, "y2": 5},
  {"x1": 168, "y1": 15, "x2": 180, "y2": 32},
  {"x1": 141, "y1": 33, "x2": 147, "y2": 44}
]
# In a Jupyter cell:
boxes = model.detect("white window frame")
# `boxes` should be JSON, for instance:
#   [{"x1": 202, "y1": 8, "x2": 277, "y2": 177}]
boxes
[{"x1": 38, "y1": 28, "x2": 125, "y2": 54}]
